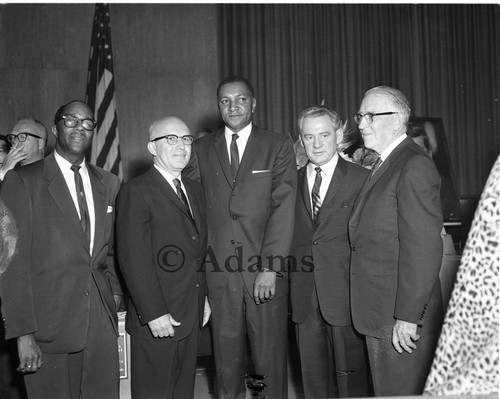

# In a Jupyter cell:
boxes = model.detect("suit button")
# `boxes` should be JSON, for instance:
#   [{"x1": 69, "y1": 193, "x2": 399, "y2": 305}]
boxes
[
  {"x1": 192, "y1": 235, "x2": 197, "y2": 240},
  {"x1": 196, "y1": 283, "x2": 200, "y2": 288},
  {"x1": 313, "y1": 241, "x2": 318, "y2": 246},
  {"x1": 84, "y1": 290, "x2": 89, "y2": 296},
  {"x1": 351, "y1": 246, "x2": 356, "y2": 252},
  {"x1": 232, "y1": 216, "x2": 238, "y2": 221}
]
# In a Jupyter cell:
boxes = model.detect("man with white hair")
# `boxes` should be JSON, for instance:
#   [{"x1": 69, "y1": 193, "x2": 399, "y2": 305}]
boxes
[{"x1": 349, "y1": 86, "x2": 444, "y2": 395}]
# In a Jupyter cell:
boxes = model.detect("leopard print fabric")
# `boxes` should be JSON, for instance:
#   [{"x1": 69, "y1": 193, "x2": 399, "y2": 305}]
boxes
[{"x1": 424, "y1": 155, "x2": 499, "y2": 395}]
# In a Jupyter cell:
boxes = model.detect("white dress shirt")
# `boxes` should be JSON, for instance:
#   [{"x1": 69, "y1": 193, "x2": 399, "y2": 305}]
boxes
[
  {"x1": 153, "y1": 164, "x2": 192, "y2": 213},
  {"x1": 224, "y1": 123, "x2": 252, "y2": 162},
  {"x1": 54, "y1": 150, "x2": 96, "y2": 254},
  {"x1": 306, "y1": 152, "x2": 339, "y2": 218}
]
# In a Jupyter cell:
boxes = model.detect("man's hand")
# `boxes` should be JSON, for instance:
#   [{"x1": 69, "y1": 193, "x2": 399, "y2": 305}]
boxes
[
  {"x1": 0, "y1": 145, "x2": 27, "y2": 180},
  {"x1": 253, "y1": 269, "x2": 276, "y2": 305},
  {"x1": 202, "y1": 297, "x2": 211, "y2": 327},
  {"x1": 392, "y1": 319, "x2": 420, "y2": 354},
  {"x1": 147, "y1": 314, "x2": 180, "y2": 338},
  {"x1": 17, "y1": 334, "x2": 43, "y2": 373}
]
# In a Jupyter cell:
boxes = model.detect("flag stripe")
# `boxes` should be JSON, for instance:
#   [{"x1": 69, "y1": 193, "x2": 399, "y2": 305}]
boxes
[{"x1": 85, "y1": 3, "x2": 123, "y2": 180}]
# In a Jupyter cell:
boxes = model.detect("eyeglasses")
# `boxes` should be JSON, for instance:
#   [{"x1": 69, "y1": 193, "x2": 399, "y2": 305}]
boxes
[
  {"x1": 58, "y1": 115, "x2": 97, "y2": 131},
  {"x1": 6, "y1": 132, "x2": 43, "y2": 144},
  {"x1": 353, "y1": 112, "x2": 398, "y2": 125},
  {"x1": 151, "y1": 135, "x2": 194, "y2": 145}
]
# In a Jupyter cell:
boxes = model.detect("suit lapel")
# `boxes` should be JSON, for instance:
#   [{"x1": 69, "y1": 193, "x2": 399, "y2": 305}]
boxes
[
  {"x1": 298, "y1": 166, "x2": 313, "y2": 220},
  {"x1": 352, "y1": 137, "x2": 412, "y2": 216},
  {"x1": 236, "y1": 126, "x2": 260, "y2": 180},
  {"x1": 87, "y1": 164, "x2": 106, "y2": 258},
  {"x1": 320, "y1": 157, "x2": 347, "y2": 214},
  {"x1": 213, "y1": 129, "x2": 234, "y2": 188},
  {"x1": 150, "y1": 167, "x2": 197, "y2": 229},
  {"x1": 44, "y1": 154, "x2": 90, "y2": 254}
]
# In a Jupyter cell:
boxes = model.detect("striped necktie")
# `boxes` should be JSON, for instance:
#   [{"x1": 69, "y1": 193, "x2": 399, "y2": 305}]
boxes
[{"x1": 311, "y1": 167, "x2": 322, "y2": 222}]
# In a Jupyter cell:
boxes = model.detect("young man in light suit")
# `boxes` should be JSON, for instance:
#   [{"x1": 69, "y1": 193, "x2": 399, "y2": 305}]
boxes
[{"x1": 349, "y1": 86, "x2": 444, "y2": 395}]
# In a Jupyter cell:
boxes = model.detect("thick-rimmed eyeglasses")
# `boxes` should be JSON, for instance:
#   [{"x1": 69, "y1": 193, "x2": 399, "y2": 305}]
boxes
[
  {"x1": 58, "y1": 115, "x2": 97, "y2": 131},
  {"x1": 151, "y1": 135, "x2": 194, "y2": 145},
  {"x1": 6, "y1": 132, "x2": 42, "y2": 144},
  {"x1": 353, "y1": 112, "x2": 398, "y2": 125}
]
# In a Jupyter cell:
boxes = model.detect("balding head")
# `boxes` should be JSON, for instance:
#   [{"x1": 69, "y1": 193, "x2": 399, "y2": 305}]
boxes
[
  {"x1": 147, "y1": 116, "x2": 193, "y2": 176},
  {"x1": 10, "y1": 117, "x2": 48, "y2": 165}
]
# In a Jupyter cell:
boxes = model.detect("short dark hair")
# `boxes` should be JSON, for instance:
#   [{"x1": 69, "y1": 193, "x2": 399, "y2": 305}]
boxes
[
  {"x1": 53, "y1": 100, "x2": 90, "y2": 125},
  {"x1": 217, "y1": 75, "x2": 254, "y2": 98}
]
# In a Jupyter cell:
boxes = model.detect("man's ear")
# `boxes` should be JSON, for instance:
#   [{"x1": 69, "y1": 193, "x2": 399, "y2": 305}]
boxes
[
  {"x1": 51, "y1": 125, "x2": 58, "y2": 139},
  {"x1": 298, "y1": 135, "x2": 304, "y2": 148},
  {"x1": 147, "y1": 141, "x2": 156, "y2": 157},
  {"x1": 393, "y1": 112, "x2": 405, "y2": 131},
  {"x1": 251, "y1": 98, "x2": 256, "y2": 113},
  {"x1": 336, "y1": 128, "x2": 344, "y2": 145}
]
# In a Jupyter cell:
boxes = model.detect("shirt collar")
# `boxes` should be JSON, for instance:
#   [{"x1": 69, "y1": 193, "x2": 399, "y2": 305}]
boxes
[
  {"x1": 224, "y1": 122, "x2": 252, "y2": 141},
  {"x1": 379, "y1": 134, "x2": 406, "y2": 162},
  {"x1": 54, "y1": 149, "x2": 87, "y2": 172},
  {"x1": 307, "y1": 152, "x2": 339, "y2": 179}
]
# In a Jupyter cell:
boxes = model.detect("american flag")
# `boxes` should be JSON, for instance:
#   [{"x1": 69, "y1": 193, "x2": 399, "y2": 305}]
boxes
[{"x1": 86, "y1": 3, "x2": 123, "y2": 179}]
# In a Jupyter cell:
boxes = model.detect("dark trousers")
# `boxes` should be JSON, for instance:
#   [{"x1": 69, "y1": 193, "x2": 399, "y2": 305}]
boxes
[
  {"x1": 23, "y1": 281, "x2": 119, "y2": 399},
  {"x1": 365, "y1": 332, "x2": 439, "y2": 396},
  {"x1": 296, "y1": 292, "x2": 371, "y2": 398},
  {"x1": 130, "y1": 324, "x2": 200, "y2": 399},
  {"x1": 209, "y1": 273, "x2": 288, "y2": 399}
]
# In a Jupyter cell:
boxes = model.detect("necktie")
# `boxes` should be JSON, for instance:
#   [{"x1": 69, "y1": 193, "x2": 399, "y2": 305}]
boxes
[
  {"x1": 70, "y1": 165, "x2": 91, "y2": 243},
  {"x1": 370, "y1": 157, "x2": 383, "y2": 179},
  {"x1": 311, "y1": 167, "x2": 322, "y2": 222},
  {"x1": 173, "y1": 178, "x2": 192, "y2": 216},
  {"x1": 230, "y1": 133, "x2": 239, "y2": 179}
]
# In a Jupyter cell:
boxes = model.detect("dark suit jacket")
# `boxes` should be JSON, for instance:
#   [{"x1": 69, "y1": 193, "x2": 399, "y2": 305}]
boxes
[
  {"x1": 290, "y1": 157, "x2": 369, "y2": 326},
  {"x1": 348, "y1": 137, "x2": 444, "y2": 339},
  {"x1": 116, "y1": 166, "x2": 207, "y2": 341},
  {"x1": 185, "y1": 125, "x2": 297, "y2": 299},
  {"x1": 0, "y1": 153, "x2": 121, "y2": 353}
]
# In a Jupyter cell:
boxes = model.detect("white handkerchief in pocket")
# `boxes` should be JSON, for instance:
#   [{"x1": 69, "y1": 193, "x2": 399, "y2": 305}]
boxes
[
  {"x1": 252, "y1": 169, "x2": 270, "y2": 174},
  {"x1": 107, "y1": 206, "x2": 113, "y2": 213}
]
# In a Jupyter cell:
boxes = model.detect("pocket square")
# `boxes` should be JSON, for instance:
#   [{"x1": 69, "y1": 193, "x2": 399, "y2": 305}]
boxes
[
  {"x1": 252, "y1": 170, "x2": 270, "y2": 174},
  {"x1": 107, "y1": 206, "x2": 113, "y2": 213}
]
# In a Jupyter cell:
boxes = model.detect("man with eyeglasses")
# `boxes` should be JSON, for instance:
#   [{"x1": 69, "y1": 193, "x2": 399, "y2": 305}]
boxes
[
  {"x1": 348, "y1": 86, "x2": 444, "y2": 395},
  {"x1": 0, "y1": 100, "x2": 122, "y2": 399},
  {"x1": 0, "y1": 118, "x2": 48, "y2": 182},
  {"x1": 116, "y1": 116, "x2": 210, "y2": 398}
]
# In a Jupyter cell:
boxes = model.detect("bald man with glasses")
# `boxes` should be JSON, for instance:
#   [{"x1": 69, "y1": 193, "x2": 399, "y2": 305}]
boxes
[
  {"x1": 0, "y1": 118, "x2": 48, "y2": 182},
  {"x1": 116, "y1": 116, "x2": 210, "y2": 399}
]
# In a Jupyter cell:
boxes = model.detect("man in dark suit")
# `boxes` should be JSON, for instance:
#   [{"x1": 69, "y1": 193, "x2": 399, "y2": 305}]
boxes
[
  {"x1": 349, "y1": 86, "x2": 444, "y2": 396},
  {"x1": 290, "y1": 105, "x2": 370, "y2": 398},
  {"x1": 186, "y1": 76, "x2": 297, "y2": 398},
  {"x1": 0, "y1": 100, "x2": 122, "y2": 399},
  {"x1": 116, "y1": 116, "x2": 210, "y2": 399}
]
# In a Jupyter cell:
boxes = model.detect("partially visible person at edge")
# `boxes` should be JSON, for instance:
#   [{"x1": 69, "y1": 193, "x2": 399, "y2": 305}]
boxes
[{"x1": 0, "y1": 118, "x2": 48, "y2": 182}]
